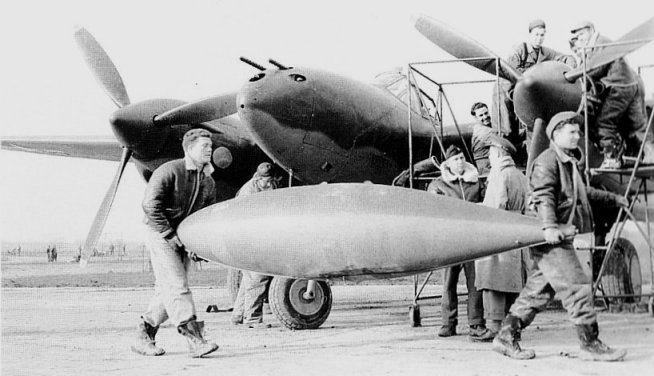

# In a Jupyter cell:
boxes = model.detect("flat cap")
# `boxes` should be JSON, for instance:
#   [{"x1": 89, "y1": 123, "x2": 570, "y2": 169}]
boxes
[
  {"x1": 546, "y1": 111, "x2": 583, "y2": 139},
  {"x1": 571, "y1": 20, "x2": 594, "y2": 33},
  {"x1": 528, "y1": 19, "x2": 546, "y2": 32},
  {"x1": 444, "y1": 145, "x2": 464, "y2": 160},
  {"x1": 487, "y1": 134, "x2": 517, "y2": 155},
  {"x1": 255, "y1": 162, "x2": 274, "y2": 178},
  {"x1": 182, "y1": 128, "x2": 212, "y2": 151}
]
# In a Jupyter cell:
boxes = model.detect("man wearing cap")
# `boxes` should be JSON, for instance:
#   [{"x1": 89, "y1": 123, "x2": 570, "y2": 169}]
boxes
[
  {"x1": 133, "y1": 128, "x2": 219, "y2": 358},
  {"x1": 474, "y1": 135, "x2": 530, "y2": 341},
  {"x1": 571, "y1": 21, "x2": 650, "y2": 169},
  {"x1": 231, "y1": 162, "x2": 279, "y2": 329},
  {"x1": 493, "y1": 19, "x2": 572, "y2": 141},
  {"x1": 492, "y1": 111, "x2": 628, "y2": 361},
  {"x1": 427, "y1": 145, "x2": 488, "y2": 340}
]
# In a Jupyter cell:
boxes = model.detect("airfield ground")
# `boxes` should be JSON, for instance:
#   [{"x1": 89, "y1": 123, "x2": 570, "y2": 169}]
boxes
[{"x1": 2, "y1": 254, "x2": 653, "y2": 376}]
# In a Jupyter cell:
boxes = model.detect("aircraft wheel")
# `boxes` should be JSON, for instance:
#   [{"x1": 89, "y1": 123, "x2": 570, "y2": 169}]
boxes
[
  {"x1": 227, "y1": 268, "x2": 242, "y2": 303},
  {"x1": 601, "y1": 238, "x2": 642, "y2": 303},
  {"x1": 269, "y1": 277, "x2": 332, "y2": 330}
]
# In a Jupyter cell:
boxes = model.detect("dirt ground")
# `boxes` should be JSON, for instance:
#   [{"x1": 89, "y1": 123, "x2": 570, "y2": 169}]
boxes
[{"x1": 2, "y1": 284, "x2": 653, "y2": 376}]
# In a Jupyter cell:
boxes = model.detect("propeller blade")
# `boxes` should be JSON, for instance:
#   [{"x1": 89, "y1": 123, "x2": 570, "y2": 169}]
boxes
[
  {"x1": 154, "y1": 92, "x2": 238, "y2": 126},
  {"x1": 526, "y1": 118, "x2": 548, "y2": 175},
  {"x1": 73, "y1": 26, "x2": 130, "y2": 108},
  {"x1": 413, "y1": 15, "x2": 522, "y2": 83},
  {"x1": 565, "y1": 17, "x2": 654, "y2": 82},
  {"x1": 79, "y1": 148, "x2": 132, "y2": 267}
]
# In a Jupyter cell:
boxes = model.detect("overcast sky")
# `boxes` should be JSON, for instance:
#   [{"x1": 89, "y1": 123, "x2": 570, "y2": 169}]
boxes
[{"x1": 1, "y1": 0, "x2": 652, "y2": 243}]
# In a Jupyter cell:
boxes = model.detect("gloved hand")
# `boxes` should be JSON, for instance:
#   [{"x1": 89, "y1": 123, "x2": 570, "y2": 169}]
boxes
[
  {"x1": 543, "y1": 227, "x2": 565, "y2": 245},
  {"x1": 165, "y1": 233, "x2": 185, "y2": 252},
  {"x1": 615, "y1": 195, "x2": 629, "y2": 209},
  {"x1": 393, "y1": 169, "x2": 411, "y2": 187}
]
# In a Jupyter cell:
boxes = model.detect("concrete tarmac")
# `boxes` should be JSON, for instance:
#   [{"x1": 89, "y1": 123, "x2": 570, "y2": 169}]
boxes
[{"x1": 2, "y1": 285, "x2": 653, "y2": 376}]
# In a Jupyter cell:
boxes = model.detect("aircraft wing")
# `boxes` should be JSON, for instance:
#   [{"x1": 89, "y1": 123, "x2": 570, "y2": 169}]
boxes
[{"x1": 1, "y1": 136, "x2": 124, "y2": 162}]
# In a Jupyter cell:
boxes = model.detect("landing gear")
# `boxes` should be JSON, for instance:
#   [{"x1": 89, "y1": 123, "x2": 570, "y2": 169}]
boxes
[
  {"x1": 268, "y1": 277, "x2": 332, "y2": 330},
  {"x1": 599, "y1": 237, "x2": 642, "y2": 303}
]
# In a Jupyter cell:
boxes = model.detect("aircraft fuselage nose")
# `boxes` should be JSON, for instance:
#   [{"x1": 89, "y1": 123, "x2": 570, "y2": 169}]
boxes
[{"x1": 238, "y1": 68, "x2": 314, "y2": 131}]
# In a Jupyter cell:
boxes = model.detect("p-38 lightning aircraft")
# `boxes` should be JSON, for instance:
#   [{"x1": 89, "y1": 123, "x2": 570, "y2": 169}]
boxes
[
  {"x1": 171, "y1": 16, "x2": 654, "y2": 329},
  {"x1": 4, "y1": 17, "x2": 652, "y2": 330},
  {"x1": 2, "y1": 26, "x2": 478, "y2": 329}
]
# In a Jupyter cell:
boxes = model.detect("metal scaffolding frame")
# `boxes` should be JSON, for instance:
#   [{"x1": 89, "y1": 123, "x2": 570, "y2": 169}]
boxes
[
  {"x1": 404, "y1": 56, "x2": 506, "y2": 324},
  {"x1": 402, "y1": 52, "x2": 654, "y2": 325},
  {"x1": 579, "y1": 40, "x2": 654, "y2": 309}
]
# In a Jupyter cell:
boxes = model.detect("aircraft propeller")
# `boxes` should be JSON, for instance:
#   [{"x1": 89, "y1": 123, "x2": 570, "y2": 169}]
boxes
[
  {"x1": 73, "y1": 26, "x2": 131, "y2": 108},
  {"x1": 412, "y1": 15, "x2": 522, "y2": 83},
  {"x1": 74, "y1": 26, "x2": 137, "y2": 266},
  {"x1": 73, "y1": 27, "x2": 242, "y2": 266}
]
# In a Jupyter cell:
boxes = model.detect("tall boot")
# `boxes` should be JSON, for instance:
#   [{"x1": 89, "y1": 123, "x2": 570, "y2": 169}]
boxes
[
  {"x1": 131, "y1": 321, "x2": 165, "y2": 356},
  {"x1": 577, "y1": 323, "x2": 626, "y2": 362},
  {"x1": 491, "y1": 314, "x2": 535, "y2": 360},
  {"x1": 177, "y1": 319, "x2": 219, "y2": 358}
]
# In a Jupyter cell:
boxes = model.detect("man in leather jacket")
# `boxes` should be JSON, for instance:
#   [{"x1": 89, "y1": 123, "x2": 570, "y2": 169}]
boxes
[
  {"x1": 492, "y1": 111, "x2": 628, "y2": 361},
  {"x1": 132, "y1": 129, "x2": 219, "y2": 358}
]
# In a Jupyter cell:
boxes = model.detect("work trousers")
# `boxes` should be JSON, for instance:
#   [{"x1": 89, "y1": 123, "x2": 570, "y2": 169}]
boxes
[
  {"x1": 596, "y1": 83, "x2": 646, "y2": 149},
  {"x1": 482, "y1": 289, "x2": 518, "y2": 321},
  {"x1": 509, "y1": 240, "x2": 596, "y2": 327},
  {"x1": 232, "y1": 271, "x2": 272, "y2": 324},
  {"x1": 142, "y1": 227, "x2": 196, "y2": 328},
  {"x1": 441, "y1": 261, "x2": 484, "y2": 326}
]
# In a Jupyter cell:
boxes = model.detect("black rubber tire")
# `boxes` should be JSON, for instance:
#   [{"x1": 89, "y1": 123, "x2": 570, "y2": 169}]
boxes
[
  {"x1": 227, "y1": 269, "x2": 242, "y2": 304},
  {"x1": 268, "y1": 277, "x2": 332, "y2": 330},
  {"x1": 601, "y1": 237, "x2": 642, "y2": 303}
]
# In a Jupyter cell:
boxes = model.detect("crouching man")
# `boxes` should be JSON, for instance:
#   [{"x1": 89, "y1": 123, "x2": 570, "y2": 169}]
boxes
[
  {"x1": 231, "y1": 162, "x2": 279, "y2": 329},
  {"x1": 132, "y1": 129, "x2": 219, "y2": 358},
  {"x1": 492, "y1": 112, "x2": 628, "y2": 361}
]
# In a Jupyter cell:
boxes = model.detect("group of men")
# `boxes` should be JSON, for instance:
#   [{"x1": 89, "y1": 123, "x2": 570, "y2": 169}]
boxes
[
  {"x1": 408, "y1": 106, "x2": 628, "y2": 361},
  {"x1": 397, "y1": 16, "x2": 643, "y2": 362},
  {"x1": 491, "y1": 18, "x2": 650, "y2": 170},
  {"x1": 126, "y1": 18, "x2": 642, "y2": 363}
]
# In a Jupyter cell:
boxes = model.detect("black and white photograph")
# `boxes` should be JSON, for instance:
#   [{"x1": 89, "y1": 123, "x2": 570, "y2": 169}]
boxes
[{"x1": 2, "y1": 0, "x2": 653, "y2": 375}]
